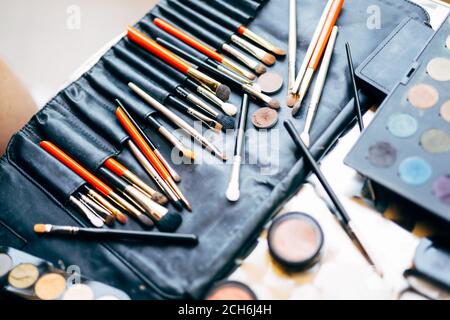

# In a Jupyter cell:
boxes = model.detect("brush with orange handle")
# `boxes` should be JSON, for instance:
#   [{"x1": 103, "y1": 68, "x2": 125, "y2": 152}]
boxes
[
  {"x1": 127, "y1": 26, "x2": 231, "y2": 102},
  {"x1": 292, "y1": 0, "x2": 345, "y2": 115}
]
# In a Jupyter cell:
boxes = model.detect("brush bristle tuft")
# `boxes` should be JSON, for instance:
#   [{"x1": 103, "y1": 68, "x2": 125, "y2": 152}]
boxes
[
  {"x1": 269, "y1": 99, "x2": 281, "y2": 110},
  {"x1": 286, "y1": 93, "x2": 297, "y2": 107},
  {"x1": 137, "y1": 214, "x2": 155, "y2": 229},
  {"x1": 157, "y1": 212, "x2": 182, "y2": 232},
  {"x1": 216, "y1": 84, "x2": 231, "y2": 102},
  {"x1": 221, "y1": 103, "x2": 238, "y2": 116},
  {"x1": 273, "y1": 48, "x2": 287, "y2": 56},
  {"x1": 34, "y1": 224, "x2": 47, "y2": 234},
  {"x1": 255, "y1": 64, "x2": 267, "y2": 75},
  {"x1": 217, "y1": 114, "x2": 236, "y2": 130},
  {"x1": 262, "y1": 54, "x2": 276, "y2": 66},
  {"x1": 152, "y1": 192, "x2": 169, "y2": 206}
]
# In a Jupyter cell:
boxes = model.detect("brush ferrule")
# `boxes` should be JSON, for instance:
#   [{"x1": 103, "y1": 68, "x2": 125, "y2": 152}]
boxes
[
  {"x1": 221, "y1": 44, "x2": 259, "y2": 70},
  {"x1": 241, "y1": 27, "x2": 279, "y2": 54},
  {"x1": 187, "y1": 68, "x2": 220, "y2": 93},
  {"x1": 216, "y1": 64, "x2": 252, "y2": 84},
  {"x1": 126, "y1": 186, "x2": 168, "y2": 221},
  {"x1": 158, "y1": 126, "x2": 191, "y2": 158},
  {"x1": 50, "y1": 226, "x2": 80, "y2": 235},
  {"x1": 196, "y1": 85, "x2": 223, "y2": 109},
  {"x1": 154, "y1": 149, "x2": 181, "y2": 183},
  {"x1": 303, "y1": 102, "x2": 318, "y2": 135},
  {"x1": 221, "y1": 58, "x2": 255, "y2": 81},
  {"x1": 187, "y1": 92, "x2": 219, "y2": 116},
  {"x1": 230, "y1": 35, "x2": 268, "y2": 61},
  {"x1": 242, "y1": 84, "x2": 271, "y2": 104},
  {"x1": 186, "y1": 107, "x2": 220, "y2": 132}
]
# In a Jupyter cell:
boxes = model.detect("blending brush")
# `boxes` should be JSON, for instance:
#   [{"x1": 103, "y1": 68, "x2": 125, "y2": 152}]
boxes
[
  {"x1": 164, "y1": 0, "x2": 276, "y2": 65},
  {"x1": 146, "y1": 115, "x2": 195, "y2": 161},
  {"x1": 178, "y1": 0, "x2": 285, "y2": 56},
  {"x1": 154, "y1": 6, "x2": 267, "y2": 74},
  {"x1": 127, "y1": 26, "x2": 231, "y2": 102},
  {"x1": 153, "y1": 18, "x2": 257, "y2": 81},
  {"x1": 129, "y1": 82, "x2": 227, "y2": 161},
  {"x1": 40, "y1": 141, "x2": 155, "y2": 228},
  {"x1": 104, "y1": 158, "x2": 169, "y2": 205},
  {"x1": 284, "y1": 120, "x2": 383, "y2": 277},
  {"x1": 118, "y1": 101, "x2": 182, "y2": 183},
  {"x1": 34, "y1": 224, "x2": 198, "y2": 246},
  {"x1": 293, "y1": 0, "x2": 344, "y2": 111},
  {"x1": 116, "y1": 103, "x2": 192, "y2": 212},
  {"x1": 82, "y1": 186, "x2": 128, "y2": 224},
  {"x1": 156, "y1": 37, "x2": 280, "y2": 110},
  {"x1": 97, "y1": 167, "x2": 181, "y2": 232},
  {"x1": 297, "y1": 26, "x2": 339, "y2": 144},
  {"x1": 69, "y1": 196, "x2": 104, "y2": 228}
]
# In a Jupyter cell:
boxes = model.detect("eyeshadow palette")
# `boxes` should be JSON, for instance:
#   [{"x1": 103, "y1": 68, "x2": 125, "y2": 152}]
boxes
[
  {"x1": 345, "y1": 15, "x2": 450, "y2": 224},
  {"x1": 0, "y1": 247, "x2": 130, "y2": 300}
]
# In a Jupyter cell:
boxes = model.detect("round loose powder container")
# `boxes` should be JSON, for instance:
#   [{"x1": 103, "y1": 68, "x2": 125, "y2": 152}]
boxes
[
  {"x1": 387, "y1": 113, "x2": 418, "y2": 138},
  {"x1": 205, "y1": 281, "x2": 257, "y2": 300},
  {"x1": 440, "y1": 101, "x2": 450, "y2": 123},
  {"x1": 420, "y1": 129, "x2": 450, "y2": 154},
  {"x1": 0, "y1": 253, "x2": 13, "y2": 278},
  {"x1": 268, "y1": 212, "x2": 324, "y2": 271},
  {"x1": 427, "y1": 57, "x2": 450, "y2": 82},
  {"x1": 34, "y1": 273, "x2": 66, "y2": 300},
  {"x1": 367, "y1": 142, "x2": 397, "y2": 168},
  {"x1": 433, "y1": 175, "x2": 450, "y2": 205},
  {"x1": 8, "y1": 263, "x2": 39, "y2": 289},
  {"x1": 398, "y1": 157, "x2": 433, "y2": 186},
  {"x1": 63, "y1": 284, "x2": 94, "y2": 300},
  {"x1": 407, "y1": 84, "x2": 439, "y2": 109}
]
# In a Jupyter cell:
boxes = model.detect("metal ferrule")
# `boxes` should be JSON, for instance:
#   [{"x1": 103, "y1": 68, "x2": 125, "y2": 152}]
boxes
[
  {"x1": 242, "y1": 27, "x2": 278, "y2": 53},
  {"x1": 231, "y1": 35, "x2": 269, "y2": 61},
  {"x1": 109, "y1": 191, "x2": 145, "y2": 220},
  {"x1": 221, "y1": 44, "x2": 259, "y2": 70},
  {"x1": 86, "y1": 190, "x2": 125, "y2": 220},
  {"x1": 187, "y1": 68, "x2": 220, "y2": 93},
  {"x1": 216, "y1": 64, "x2": 252, "y2": 84},
  {"x1": 186, "y1": 107, "x2": 220, "y2": 132},
  {"x1": 158, "y1": 126, "x2": 189, "y2": 156},
  {"x1": 122, "y1": 170, "x2": 156, "y2": 197},
  {"x1": 48, "y1": 225, "x2": 80, "y2": 235},
  {"x1": 125, "y1": 186, "x2": 168, "y2": 221},
  {"x1": 242, "y1": 83, "x2": 271, "y2": 104},
  {"x1": 188, "y1": 91, "x2": 219, "y2": 116},
  {"x1": 196, "y1": 85, "x2": 223, "y2": 109},
  {"x1": 221, "y1": 57, "x2": 256, "y2": 81},
  {"x1": 154, "y1": 149, "x2": 181, "y2": 183}
]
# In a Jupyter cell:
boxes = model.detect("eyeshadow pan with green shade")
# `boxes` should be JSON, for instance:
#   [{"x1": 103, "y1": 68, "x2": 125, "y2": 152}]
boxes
[
  {"x1": 398, "y1": 157, "x2": 433, "y2": 186},
  {"x1": 387, "y1": 113, "x2": 418, "y2": 138}
]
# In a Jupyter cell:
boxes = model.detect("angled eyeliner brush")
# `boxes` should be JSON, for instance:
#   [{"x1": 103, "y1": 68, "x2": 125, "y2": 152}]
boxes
[
  {"x1": 34, "y1": 224, "x2": 198, "y2": 246},
  {"x1": 284, "y1": 120, "x2": 383, "y2": 277}
]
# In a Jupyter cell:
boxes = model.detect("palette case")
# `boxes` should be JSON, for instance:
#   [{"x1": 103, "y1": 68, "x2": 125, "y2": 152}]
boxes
[
  {"x1": 0, "y1": 0, "x2": 429, "y2": 299},
  {"x1": 345, "y1": 15, "x2": 450, "y2": 225}
]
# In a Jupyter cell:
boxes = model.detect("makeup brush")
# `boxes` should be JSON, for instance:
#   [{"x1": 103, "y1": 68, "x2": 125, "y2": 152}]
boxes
[
  {"x1": 153, "y1": 18, "x2": 256, "y2": 81},
  {"x1": 40, "y1": 141, "x2": 154, "y2": 228},
  {"x1": 345, "y1": 42, "x2": 365, "y2": 132},
  {"x1": 155, "y1": 5, "x2": 268, "y2": 74},
  {"x1": 155, "y1": 37, "x2": 280, "y2": 110},
  {"x1": 146, "y1": 115, "x2": 195, "y2": 161},
  {"x1": 82, "y1": 186, "x2": 128, "y2": 224},
  {"x1": 226, "y1": 94, "x2": 250, "y2": 202},
  {"x1": 118, "y1": 100, "x2": 182, "y2": 183},
  {"x1": 284, "y1": 120, "x2": 383, "y2": 277},
  {"x1": 104, "y1": 158, "x2": 168, "y2": 205},
  {"x1": 297, "y1": 26, "x2": 339, "y2": 145},
  {"x1": 116, "y1": 104, "x2": 192, "y2": 212},
  {"x1": 126, "y1": 140, "x2": 183, "y2": 211},
  {"x1": 127, "y1": 26, "x2": 231, "y2": 102},
  {"x1": 165, "y1": 0, "x2": 277, "y2": 65},
  {"x1": 293, "y1": 0, "x2": 345, "y2": 111},
  {"x1": 34, "y1": 224, "x2": 198, "y2": 246},
  {"x1": 69, "y1": 196, "x2": 104, "y2": 228},
  {"x1": 287, "y1": 0, "x2": 297, "y2": 106},
  {"x1": 97, "y1": 167, "x2": 181, "y2": 232},
  {"x1": 292, "y1": 0, "x2": 334, "y2": 96},
  {"x1": 78, "y1": 193, "x2": 116, "y2": 227},
  {"x1": 129, "y1": 82, "x2": 227, "y2": 161}
]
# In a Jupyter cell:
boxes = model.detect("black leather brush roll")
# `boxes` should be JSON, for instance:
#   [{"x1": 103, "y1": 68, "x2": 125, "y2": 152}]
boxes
[{"x1": 0, "y1": 0, "x2": 429, "y2": 299}]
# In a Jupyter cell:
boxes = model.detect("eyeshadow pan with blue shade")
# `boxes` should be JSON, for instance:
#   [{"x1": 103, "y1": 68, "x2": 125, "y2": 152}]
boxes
[{"x1": 345, "y1": 17, "x2": 450, "y2": 224}]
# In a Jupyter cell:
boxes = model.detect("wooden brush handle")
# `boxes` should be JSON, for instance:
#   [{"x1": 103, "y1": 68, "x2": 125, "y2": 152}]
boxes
[{"x1": 127, "y1": 26, "x2": 191, "y2": 74}]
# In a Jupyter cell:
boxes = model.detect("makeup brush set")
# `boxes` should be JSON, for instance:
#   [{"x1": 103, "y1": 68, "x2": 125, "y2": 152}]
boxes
[{"x1": 0, "y1": 0, "x2": 437, "y2": 299}]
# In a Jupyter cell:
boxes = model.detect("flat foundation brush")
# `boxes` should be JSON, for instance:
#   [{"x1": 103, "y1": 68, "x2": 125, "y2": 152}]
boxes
[
  {"x1": 34, "y1": 224, "x2": 198, "y2": 246},
  {"x1": 127, "y1": 26, "x2": 231, "y2": 102},
  {"x1": 40, "y1": 141, "x2": 154, "y2": 229}
]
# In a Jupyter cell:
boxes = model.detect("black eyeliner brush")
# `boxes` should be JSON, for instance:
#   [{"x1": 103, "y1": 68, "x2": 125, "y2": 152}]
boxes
[
  {"x1": 345, "y1": 43, "x2": 365, "y2": 132},
  {"x1": 34, "y1": 224, "x2": 198, "y2": 246},
  {"x1": 284, "y1": 120, "x2": 383, "y2": 277}
]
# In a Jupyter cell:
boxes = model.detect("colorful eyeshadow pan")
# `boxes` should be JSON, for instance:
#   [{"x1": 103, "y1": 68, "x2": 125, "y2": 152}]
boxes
[
  {"x1": 0, "y1": 253, "x2": 13, "y2": 277},
  {"x1": 433, "y1": 176, "x2": 450, "y2": 205},
  {"x1": 206, "y1": 281, "x2": 257, "y2": 300},
  {"x1": 367, "y1": 142, "x2": 397, "y2": 168},
  {"x1": 34, "y1": 273, "x2": 66, "y2": 300},
  {"x1": 426, "y1": 57, "x2": 450, "y2": 82},
  {"x1": 420, "y1": 129, "x2": 450, "y2": 154},
  {"x1": 440, "y1": 101, "x2": 450, "y2": 123},
  {"x1": 387, "y1": 113, "x2": 418, "y2": 138},
  {"x1": 398, "y1": 157, "x2": 432, "y2": 186},
  {"x1": 8, "y1": 264, "x2": 39, "y2": 289},
  {"x1": 268, "y1": 212, "x2": 323, "y2": 271},
  {"x1": 407, "y1": 84, "x2": 439, "y2": 109},
  {"x1": 63, "y1": 284, "x2": 94, "y2": 300}
]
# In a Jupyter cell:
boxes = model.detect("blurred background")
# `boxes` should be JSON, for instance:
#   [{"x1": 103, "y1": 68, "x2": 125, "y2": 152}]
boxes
[{"x1": 0, "y1": 0, "x2": 448, "y2": 107}]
